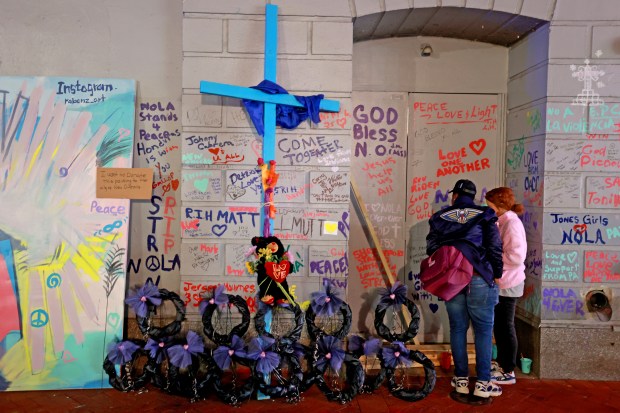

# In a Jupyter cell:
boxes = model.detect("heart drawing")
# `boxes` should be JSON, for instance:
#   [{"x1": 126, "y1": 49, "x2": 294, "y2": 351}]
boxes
[
  {"x1": 429, "y1": 303, "x2": 439, "y2": 313},
  {"x1": 212, "y1": 224, "x2": 228, "y2": 237},
  {"x1": 251, "y1": 139, "x2": 262, "y2": 158},
  {"x1": 573, "y1": 224, "x2": 587, "y2": 234},
  {"x1": 265, "y1": 261, "x2": 291, "y2": 283},
  {"x1": 567, "y1": 251, "x2": 578, "y2": 263},
  {"x1": 194, "y1": 178, "x2": 209, "y2": 193},
  {"x1": 469, "y1": 139, "x2": 486, "y2": 155},
  {"x1": 107, "y1": 312, "x2": 121, "y2": 329}
]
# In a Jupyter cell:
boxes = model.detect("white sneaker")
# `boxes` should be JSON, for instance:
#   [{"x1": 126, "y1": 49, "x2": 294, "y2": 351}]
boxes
[
  {"x1": 491, "y1": 360, "x2": 500, "y2": 373},
  {"x1": 492, "y1": 370, "x2": 516, "y2": 385},
  {"x1": 451, "y1": 376, "x2": 469, "y2": 394},
  {"x1": 473, "y1": 380, "x2": 503, "y2": 398}
]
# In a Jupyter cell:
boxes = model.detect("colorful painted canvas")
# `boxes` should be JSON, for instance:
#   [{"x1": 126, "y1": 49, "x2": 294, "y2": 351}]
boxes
[{"x1": 0, "y1": 77, "x2": 136, "y2": 390}]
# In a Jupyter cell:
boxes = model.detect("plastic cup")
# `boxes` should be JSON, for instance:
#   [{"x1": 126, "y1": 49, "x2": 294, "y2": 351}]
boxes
[
  {"x1": 440, "y1": 351, "x2": 452, "y2": 370},
  {"x1": 492, "y1": 344, "x2": 497, "y2": 360},
  {"x1": 521, "y1": 357, "x2": 532, "y2": 374}
]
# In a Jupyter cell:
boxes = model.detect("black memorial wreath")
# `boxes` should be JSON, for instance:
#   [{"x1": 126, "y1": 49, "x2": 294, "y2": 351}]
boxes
[
  {"x1": 136, "y1": 289, "x2": 186, "y2": 340},
  {"x1": 305, "y1": 301, "x2": 352, "y2": 341},
  {"x1": 202, "y1": 294, "x2": 251, "y2": 346},
  {"x1": 381, "y1": 349, "x2": 436, "y2": 402},
  {"x1": 374, "y1": 297, "x2": 420, "y2": 343}
]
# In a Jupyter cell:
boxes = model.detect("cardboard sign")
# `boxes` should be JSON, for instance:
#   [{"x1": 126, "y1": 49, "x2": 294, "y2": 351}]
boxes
[{"x1": 96, "y1": 168, "x2": 153, "y2": 199}]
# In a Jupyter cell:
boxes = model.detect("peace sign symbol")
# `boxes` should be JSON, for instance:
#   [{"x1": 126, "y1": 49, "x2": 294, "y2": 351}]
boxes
[
  {"x1": 145, "y1": 256, "x2": 160, "y2": 271},
  {"x1": 30, "y1": 309, "x2": 49, "y2": 328}
]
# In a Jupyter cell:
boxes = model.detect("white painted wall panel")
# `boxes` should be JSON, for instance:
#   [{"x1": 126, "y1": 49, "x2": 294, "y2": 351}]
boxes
[
  {"x1": 549, "y1": 25, "x2": 589, "y2": 59},
  {"x1": 184, "y1": 18, "x2": 223, "y2": 52},
  {"x1": 354, "y1": 37, "x2": 508, "y2": 93},
  {"x1": 313, "y1": 22, "x2": 353, "y2": 55},
  {"x1": 509, "y1": 25, "x2": 550, "y2": 78}
]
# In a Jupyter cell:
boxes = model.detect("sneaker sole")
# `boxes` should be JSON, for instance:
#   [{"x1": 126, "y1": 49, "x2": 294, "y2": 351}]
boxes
[
  {"x1": 473, "y1": 390, "x2": 502, "y2": 397},
  {"x1": 474, "y1": 382, "x2": 503, "y2": 397},
  {"x1": 492, "y1": 378, "x2": 516, "y2": 385}
]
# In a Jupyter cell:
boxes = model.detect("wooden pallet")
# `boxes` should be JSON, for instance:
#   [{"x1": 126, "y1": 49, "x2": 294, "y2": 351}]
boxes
[
  {"x1": 359, "y1": 344, "x2": 476, "y2": 371},
  {"x1": 350, "y1": 179, "x2": 419, "y2": 345},
  {"x1": 349, "y1": 182, "x2": 479, "y2": 367}
]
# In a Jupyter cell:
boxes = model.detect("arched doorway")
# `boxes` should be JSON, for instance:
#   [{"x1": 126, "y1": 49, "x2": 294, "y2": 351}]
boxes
[{"x1": 346, "y1": 4, "x2": 549, "y2": 359}]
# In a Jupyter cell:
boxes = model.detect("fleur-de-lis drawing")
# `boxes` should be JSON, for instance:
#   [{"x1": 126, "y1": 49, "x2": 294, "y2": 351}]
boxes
[{"x1": 571, "y1": 51, "x2": 605, "y2": 106}]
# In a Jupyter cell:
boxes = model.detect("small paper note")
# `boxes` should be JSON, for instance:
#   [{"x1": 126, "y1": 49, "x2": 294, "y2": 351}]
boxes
[{"x1": 96, "y1": 168, "x2": 153, "y2": 199}]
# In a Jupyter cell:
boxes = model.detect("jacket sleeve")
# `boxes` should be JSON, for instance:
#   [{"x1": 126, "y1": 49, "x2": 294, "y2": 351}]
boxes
[
  {"x1": 503, "y1": 217, "x2": 527, "y2": 267},
  {"x1": 426, "y1": 219, "x2": 439, "y2": 256},
  {"x1": 483, "y1": 216, "x2": 504, "y2": 279}
]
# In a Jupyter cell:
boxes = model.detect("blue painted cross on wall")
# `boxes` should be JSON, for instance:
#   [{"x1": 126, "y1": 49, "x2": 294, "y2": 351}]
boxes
[{"x1": 199, "y1": 4, "x2": 340, "y2": 237}]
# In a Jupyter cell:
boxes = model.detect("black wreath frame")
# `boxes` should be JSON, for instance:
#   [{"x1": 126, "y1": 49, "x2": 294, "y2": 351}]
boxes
[
  {"x1": 291, "y1": 342, "x2": 318, "y2": 393},
  {"x1": 352, "y1": 353, "x2": 387, "y2": 394},
  {"x1": 103, "y1": 343, "x2": 150, "y2": 392},
  {"x1": 253, "y1": 304, "x2": 305, "y2": 402},
  {"x1": 305, "y1": 302, "x2": 352, "y2": 341},
  {"x1": 136, "y1": 289, "x2": 186, "y2": 340},
  {"x1": 143, "y1": 353, "x2": 169, "y2": 389},
  {"x1": 360, "y1": 367, "x2": 387, "y2": 394},
  {"x1": 202, "y1": 294, "x2": 251, "y2": 346},
  {"x1": 374, "y1": 298, "x2": 420, "y2": 343},
  {"x1": 254, "y1": 303, "x2": 304, "y2": 342},
  {"x1": 312, "y1": 352, "x2": 365, "y2": 404},
  {"x1": 209, "y1": 356, "x2": 256, "y2": 406},
  {"x1": 254, "y1": 347, "x2": 303, "y2": 402},
  {"x1": 381, "y1": 349, "x2": 436, "y2": 402},
  {"x1": 348, "y1": 341, "x2": 387, "y2": 394},
  {"x1": 166, "y1": 354, "x2": 204, "y2": 402}
]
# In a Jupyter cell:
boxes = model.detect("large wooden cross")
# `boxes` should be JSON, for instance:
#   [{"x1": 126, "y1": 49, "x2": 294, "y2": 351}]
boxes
[{"x1": 200, "y1": 4, "x2": 340, "y2": 237}]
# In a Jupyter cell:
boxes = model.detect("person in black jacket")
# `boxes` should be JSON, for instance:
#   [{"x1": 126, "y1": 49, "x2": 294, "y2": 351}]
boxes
[{"x1": 426, "y1": 179, "x2": 504, "y2": 399}]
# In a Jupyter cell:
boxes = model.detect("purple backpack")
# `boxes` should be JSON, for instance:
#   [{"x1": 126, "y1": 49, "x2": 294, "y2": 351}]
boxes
[{"x1": 419, "y1": 245, "x2": 474, "y2": 301}]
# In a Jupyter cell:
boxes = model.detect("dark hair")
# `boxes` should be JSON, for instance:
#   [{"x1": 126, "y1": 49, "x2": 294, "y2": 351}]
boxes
[{"x1": 485, "y1": 187, "x2": 525, "y2": 216}]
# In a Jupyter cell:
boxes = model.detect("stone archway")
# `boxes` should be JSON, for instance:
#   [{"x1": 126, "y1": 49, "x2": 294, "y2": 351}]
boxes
[
  {"x1": 352, "y1": 2, "x2": 550, "y2": 46},
  {"x1": 348, "y1": 1, "x2": 554, "y2": 378}
]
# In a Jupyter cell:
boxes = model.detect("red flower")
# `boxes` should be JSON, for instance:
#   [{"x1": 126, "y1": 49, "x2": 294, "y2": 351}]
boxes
[{"x1": 261, "y1": 295, "x2": 275, "y2": 305}]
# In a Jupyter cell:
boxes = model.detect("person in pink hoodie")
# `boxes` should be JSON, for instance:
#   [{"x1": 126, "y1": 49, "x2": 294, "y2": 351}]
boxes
[{"x1": 485, "y1": 187, "x2": 527, "y2": 385}]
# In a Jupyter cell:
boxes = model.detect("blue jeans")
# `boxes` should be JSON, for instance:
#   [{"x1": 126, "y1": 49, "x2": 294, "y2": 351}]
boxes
[{"x1": 445, "y1": 275, "x2": 499, "y2": 382}]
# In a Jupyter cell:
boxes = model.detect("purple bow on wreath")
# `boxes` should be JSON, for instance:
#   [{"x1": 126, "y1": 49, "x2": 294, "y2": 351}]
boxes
[
  {"x1": 378, "y1": 281, "x2": 408, "y2": 310},
  {"x1": 125, "y1": 282, "x2": 162, "y2": 318},
  {"x1": 167, "y1": 331, "x2": 204, "y2": 369},
  {"x1": 316, "y1": 335, "x2": 345, "y2": 372},
  {"x1": 310, "y1": 278, "x2": 344, "y2": 317},
  {"x1": 145, "y1": 337, "x2": 171, "y2": 363},
  {"x1": 247, "y1": 336, "x2": 281, "y2": 375},
  {"x1": 213, "y1": 335, "x2": 248, "y2": 371},
  {"x1": 199, "y1": 284, "x2": 229, "y2": 315},
  {"x1": 348, "y1": 335, "x2": 382, "y2": 357},
  {"x1": 107, "y1": 340, "x2": 140, "y2": 365},
  {"x1": 382, "y1": 341, "x2": 411, "y2": 369}
]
